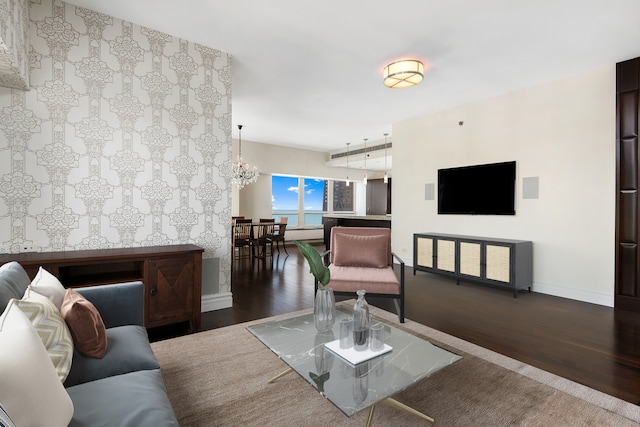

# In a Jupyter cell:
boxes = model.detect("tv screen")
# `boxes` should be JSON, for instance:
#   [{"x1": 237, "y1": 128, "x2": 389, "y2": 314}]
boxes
[{"x1": 438, "y1": 161, "x2": 516, "y2": 215}]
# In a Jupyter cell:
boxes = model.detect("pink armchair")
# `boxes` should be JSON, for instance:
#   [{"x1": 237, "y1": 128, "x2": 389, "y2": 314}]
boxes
[{"x1": 320, "y1": 227, "x2": 405, "y2": 323}]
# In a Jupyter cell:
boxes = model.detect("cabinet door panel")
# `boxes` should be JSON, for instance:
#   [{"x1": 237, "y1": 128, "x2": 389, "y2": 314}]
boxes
[
  {"x1": 459, "y1": 242, "x2": 481, "y2": 277},
  {"x1": 485, "y1": 245, "x2": 511, "y2": 283},
  {"x1": 437, "y1": 239, "x2": 456, "y2": 272},
  {"x1": 148, "y1": 256, "x2": 194, "y2": 324},
  {"x1": 416, "y1": 237, "x2": 434, "y2": 268}
]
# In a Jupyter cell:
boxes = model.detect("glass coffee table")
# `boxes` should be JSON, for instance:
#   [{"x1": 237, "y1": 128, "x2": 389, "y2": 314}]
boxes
[{"x1": 247, "y1": 306, "x2": 462, "y2": 425}]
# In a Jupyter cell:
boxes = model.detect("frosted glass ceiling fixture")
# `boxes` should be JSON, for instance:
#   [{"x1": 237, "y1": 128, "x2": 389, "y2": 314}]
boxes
[
  {"x1": 363, "y1": 138, "x2": 368, "y2": 186},
  {"x1": 345, "y1": 142, "x2": 350, "y2": 187},
  {"x1": 231, "y1": 124, "x2": 259, "y2": 189},
  {"x1": 383, "y1": 59, "x2": 424, "y2": 89},
  {"x1": 383, "y1": 133, "x2": 389, "y2": 184}
]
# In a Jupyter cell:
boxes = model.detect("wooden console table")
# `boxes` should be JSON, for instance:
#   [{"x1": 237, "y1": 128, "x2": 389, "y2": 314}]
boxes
[{"x1": 0, "y1": 244, "x2": 204, "y2": 331}]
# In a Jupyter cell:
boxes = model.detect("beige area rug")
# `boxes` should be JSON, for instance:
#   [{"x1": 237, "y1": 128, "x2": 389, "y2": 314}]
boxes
[{"x1": 151, "y1": 303, "x2": 640, "y2": 426}]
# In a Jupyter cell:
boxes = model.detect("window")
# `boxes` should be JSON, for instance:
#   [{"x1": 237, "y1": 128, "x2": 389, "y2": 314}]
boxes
[
  {"x1": 272, "y1": 175, "x2": 353, "y2": 228},
  {"x1": 332, "y1": 181, "x2": 353, "y2": 212},
  {"x1": 271, "y1": 175, "x2": 299, "y2": 226},
  {"x1": 303, "y1": 178, "x2": 326, "y2": 227}
]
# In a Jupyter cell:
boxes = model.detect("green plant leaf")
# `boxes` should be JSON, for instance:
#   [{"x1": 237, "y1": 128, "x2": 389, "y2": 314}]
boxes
[{"x1": 293, "y1": 240, "x2": 330, "y2": 287}]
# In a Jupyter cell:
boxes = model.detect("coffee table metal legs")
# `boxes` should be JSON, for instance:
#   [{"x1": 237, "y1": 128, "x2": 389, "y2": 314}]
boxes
[
  {"x1": 268, "y1": 367, "x2": 435, "y2": 425},
  {"x1": 267, "y1": 367, "x2": 293, "y2": 384},
  {"x1": 376, "y1": 398, "x2": 434, "y2": 424}
]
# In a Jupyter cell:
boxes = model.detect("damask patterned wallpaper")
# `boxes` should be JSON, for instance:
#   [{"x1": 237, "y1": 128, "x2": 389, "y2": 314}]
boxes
[
  {"x1": 0, "y1": 0, "x2": 30, "y2": 89},
  {"x1": 0, "y1": 0, "x2": 232, "y2": 299}
]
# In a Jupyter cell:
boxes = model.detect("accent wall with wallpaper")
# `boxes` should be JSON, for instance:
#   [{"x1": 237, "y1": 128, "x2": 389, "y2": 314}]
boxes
[{"x1": 0, "y1": 0, "x2": 233, "y2": 310}]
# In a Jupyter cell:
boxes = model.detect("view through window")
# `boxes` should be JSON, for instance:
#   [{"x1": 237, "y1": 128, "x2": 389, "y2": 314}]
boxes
[{"x1": 272, "y1": 175, "x2": 354, "y2": 227}]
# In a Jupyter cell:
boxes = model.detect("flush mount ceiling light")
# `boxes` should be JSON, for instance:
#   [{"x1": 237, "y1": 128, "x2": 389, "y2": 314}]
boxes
[{"x1": 383, "y1": 59, "x2": 424, "y2": 89}]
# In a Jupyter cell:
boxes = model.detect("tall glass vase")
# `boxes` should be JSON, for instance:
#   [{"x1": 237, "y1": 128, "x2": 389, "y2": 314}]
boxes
[
  {"x1": 314, "y1": 287, "x2": 336, "y2": 333},
  {"x1": 353, "y1": 290, "x2": 370, "y2": 351}
]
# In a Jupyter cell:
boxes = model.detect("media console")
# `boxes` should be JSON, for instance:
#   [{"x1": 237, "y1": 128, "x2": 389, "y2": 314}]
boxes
[
  {"x1": 413, "y1": 233, "x2": 532, "y2": 297},
  {"x1": 0, "y1": 244, "x2": 204, "y2": 331}
]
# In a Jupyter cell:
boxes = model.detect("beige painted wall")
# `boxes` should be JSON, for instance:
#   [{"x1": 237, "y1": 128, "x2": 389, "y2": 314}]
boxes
[{"x1": 392, "y1": 65, "x2": 616, "y2": 306}]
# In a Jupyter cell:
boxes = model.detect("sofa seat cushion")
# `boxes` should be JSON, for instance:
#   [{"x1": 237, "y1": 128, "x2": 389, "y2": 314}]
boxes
[
  {"x1": 328, "y1": 265, "x2": 401, "y2": 295},
  {"x1": 67, "y1": 369, "x2": 179, "y2": 427},
  {"x1": 64, "y1": 325, "x2": 159, "y2": 387}
]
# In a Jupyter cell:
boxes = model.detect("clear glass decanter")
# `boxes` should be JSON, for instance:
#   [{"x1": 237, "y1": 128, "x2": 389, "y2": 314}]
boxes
[{"x1": 352, "y1": 290, "x2": 370, "y2": 351}]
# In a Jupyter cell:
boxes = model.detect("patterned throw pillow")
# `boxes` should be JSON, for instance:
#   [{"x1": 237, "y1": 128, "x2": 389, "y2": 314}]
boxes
[
  {"x1": 28, "y1": 266, "x2": 67, "y2": 311},
  {"x1": 16, "y1": 288, "x2": 74, "y2": 382}
]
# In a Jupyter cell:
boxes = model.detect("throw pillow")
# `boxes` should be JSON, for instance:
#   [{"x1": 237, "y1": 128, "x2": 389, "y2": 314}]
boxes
[
  {"x1": 333, "y1": 233, "x2": 389, "y2": 268},
  {"x1": 61, "y1": 288, "x2": 108, "y2": 358},
  {"x1": 29, "y1": 266, "x2": 66, "y2": 311},
  {"x1": 16, "y1": 288, "x2": 74, "y2": 382},
  {"x1": 0, "y1": 300, "x2": 74, "y2": 427}
]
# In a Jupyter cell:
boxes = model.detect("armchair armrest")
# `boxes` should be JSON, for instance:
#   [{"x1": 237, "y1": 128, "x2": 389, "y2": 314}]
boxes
[
  {"x1": 74, "y1": 281, "x2": 144, "y2": 328},
  {"x1": 391, "y1": 252, "x2": 405, "y2": 293},
  {"x1": 320, "y1": 249, "x2": 331, "y2": 266},
  {"x1": 391, "y1": 252, "x2": 405, "y2": 268}
]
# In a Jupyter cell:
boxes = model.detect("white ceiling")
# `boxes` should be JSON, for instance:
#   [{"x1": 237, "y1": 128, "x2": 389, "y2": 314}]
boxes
[{"x1": 65, "y1": 0, "x2": 640, "y2": 155}]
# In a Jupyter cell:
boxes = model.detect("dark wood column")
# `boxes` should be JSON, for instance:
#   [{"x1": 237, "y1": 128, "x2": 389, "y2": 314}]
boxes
[{"x1": 616, "y1": 58, "x2": 640, "y2": 311}]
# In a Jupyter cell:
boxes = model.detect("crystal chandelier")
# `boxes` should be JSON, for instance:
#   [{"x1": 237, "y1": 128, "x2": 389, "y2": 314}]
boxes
[{"x1": 231, "y1": 124, "x2": 258, "y2": 189}]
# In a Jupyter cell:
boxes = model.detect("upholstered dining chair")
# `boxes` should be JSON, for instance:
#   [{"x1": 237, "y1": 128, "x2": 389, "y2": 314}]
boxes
[
  {"x1": 320, "y1": 227, "x2": 404, "y2": 323},
  {"x1": 271, "y1": 217, "x2": 288, "y2": 255}
]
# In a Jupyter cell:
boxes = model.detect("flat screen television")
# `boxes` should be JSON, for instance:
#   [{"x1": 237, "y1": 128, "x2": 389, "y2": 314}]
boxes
[{"x1": 438, "y1": 161, "x2": 516, "y2": 215}]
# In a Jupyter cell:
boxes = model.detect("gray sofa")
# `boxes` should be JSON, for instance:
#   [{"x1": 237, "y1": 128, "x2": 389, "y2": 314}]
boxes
[{"x1": 0, "y1": 261, "x2": 179, "y2": 427}]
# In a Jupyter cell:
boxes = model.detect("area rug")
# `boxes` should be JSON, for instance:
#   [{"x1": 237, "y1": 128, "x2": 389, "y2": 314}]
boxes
[{"x1": 151, "y1": 303, "x2": 640, "y2": 426}]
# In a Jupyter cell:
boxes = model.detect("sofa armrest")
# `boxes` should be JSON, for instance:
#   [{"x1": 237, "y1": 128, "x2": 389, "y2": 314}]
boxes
[{"x1": 75, "y1": 281, "x2": 144, "y2": 328}]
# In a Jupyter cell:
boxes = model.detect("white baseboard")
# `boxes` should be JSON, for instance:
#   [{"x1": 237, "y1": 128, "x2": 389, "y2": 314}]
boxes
[
  {"x1": 532, "y1": 282, "x2": 614, "y2": 307},
  {"x1": 402, "y1": 257, "x2": 613, "y2": 307},
  {"x1": 201, "y1": 292, "x2": 232, "y2": 312}
]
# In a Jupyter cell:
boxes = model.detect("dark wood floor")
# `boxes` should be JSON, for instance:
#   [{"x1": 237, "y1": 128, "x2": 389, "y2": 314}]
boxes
[{"x1": 178, "y1": 243, "x2": 640, "y2": 406}]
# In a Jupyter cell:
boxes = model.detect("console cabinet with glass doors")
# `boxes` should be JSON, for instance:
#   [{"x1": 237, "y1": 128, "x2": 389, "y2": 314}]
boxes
[{"x1": 413, "y1": 233, "x2": 532, "y2": 297}]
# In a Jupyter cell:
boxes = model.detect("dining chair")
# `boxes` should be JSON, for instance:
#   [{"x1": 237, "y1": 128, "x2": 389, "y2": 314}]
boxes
[
  {"x1": 253, "y1": 221, "x2": 275, "y2": 262},
  {"x1": 232, "y1": 219, "x2": 253, "y2": 267},
  {"x1": 271, "y1": 217, "x2": 288, "y2": 255}
]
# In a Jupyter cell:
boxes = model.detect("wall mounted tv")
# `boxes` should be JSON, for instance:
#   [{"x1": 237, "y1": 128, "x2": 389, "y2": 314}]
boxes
[{"x1": 438, "y1": 161, "x2": 516, "y2": 215}]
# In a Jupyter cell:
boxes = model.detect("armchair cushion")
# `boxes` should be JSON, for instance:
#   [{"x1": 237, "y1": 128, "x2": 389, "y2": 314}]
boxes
[
  {"x1": 332, "y1": 233, "x2": 389, "y2": 268},
  {"x1": 328, "y1": 265, "x2": 401, "y2": 295}
]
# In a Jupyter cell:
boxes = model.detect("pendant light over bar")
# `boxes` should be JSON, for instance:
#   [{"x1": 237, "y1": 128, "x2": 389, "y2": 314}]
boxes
[
  {"x1": 383, "y1": 133, "x2": 389, "y2": 183},
  {"x1": 363, "y1": 138, "x2": 368, "y2": 186},
  {"x1": 383, "y1": 59, "x2": 424, "y2": 89},
  {"x1": 345, "y1": 142, "x2": 351, "y2": 187}
]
